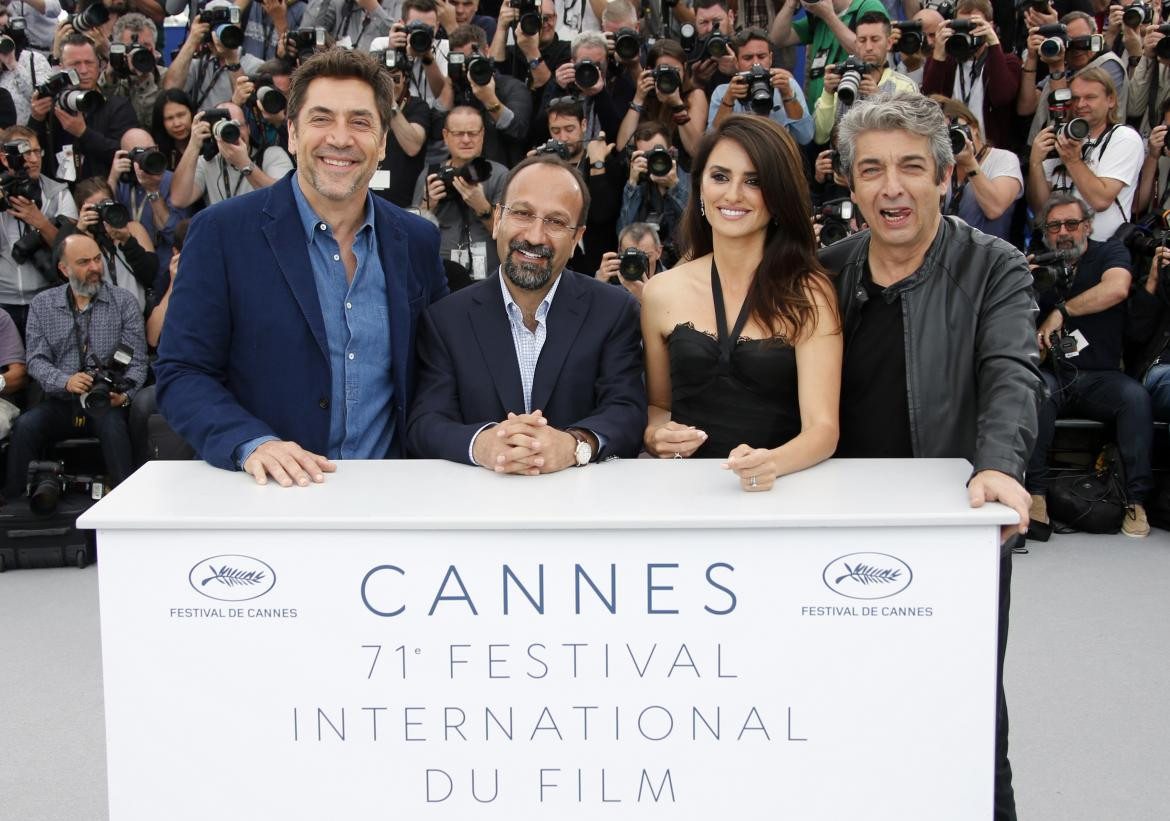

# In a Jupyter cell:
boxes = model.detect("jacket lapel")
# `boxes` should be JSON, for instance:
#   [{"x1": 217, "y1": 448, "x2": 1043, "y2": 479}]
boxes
[
  {"x1": 530, "y1": 270, "x2": 588, "y2": 413},
  {"x1": 469, "y1": 274, "x2": 525, "y2": 413},
  {"x1": 374, "y1": 204, "x2": 412, "y2": 409},
  {"x1": 261, "y1": 178, "x2": 328, "y2": 362}
]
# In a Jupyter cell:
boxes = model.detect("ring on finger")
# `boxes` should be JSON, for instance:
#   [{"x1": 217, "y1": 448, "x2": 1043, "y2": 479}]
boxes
[
  {"x1": 673, "y1": 450, "x2": 682, "y2": 459},
  {"x1": 749, "y1": 475, "x2": 758, "y2": 488}
]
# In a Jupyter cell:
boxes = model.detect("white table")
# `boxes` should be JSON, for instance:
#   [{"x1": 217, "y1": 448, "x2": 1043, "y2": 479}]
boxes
[{"x1": 80, "y1": 458, "x2": 1014, "y2": 820}]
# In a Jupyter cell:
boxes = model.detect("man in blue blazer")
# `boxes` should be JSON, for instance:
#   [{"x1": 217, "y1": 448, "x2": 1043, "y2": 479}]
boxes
[
  {"x1": 156, "y1": 49, "x2": 448, "y2": 486},
  {"x1": 407, "y1": 155, "x2": 646, "y2": 472}
]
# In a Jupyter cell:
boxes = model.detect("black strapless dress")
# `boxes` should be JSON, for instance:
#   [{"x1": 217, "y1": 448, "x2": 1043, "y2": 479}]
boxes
[{"x1": 666, "y1": 261, "x2": 801, "y2": 459}]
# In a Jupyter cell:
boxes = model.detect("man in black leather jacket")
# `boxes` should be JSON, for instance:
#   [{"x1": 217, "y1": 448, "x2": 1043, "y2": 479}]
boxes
[{"x1": 820, "y1": 92, "x2": 1043, "y2": 821}]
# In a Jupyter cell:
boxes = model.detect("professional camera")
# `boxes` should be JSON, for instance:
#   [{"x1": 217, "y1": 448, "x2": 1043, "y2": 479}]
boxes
[
  {"x1": 893, "y1": 20, "x2": 925, "y2": 54},
  {"x1": 1036, "y1": 23, "x2": 1067, "y2": 60},
  {"x1": 1056, "y1": 116, "x2": 1090, "y2": 141},
  {"x1": 10, "y1": 226, "x2": 49, "y2": 268},
  {"x1": 1048, "y1": 328, "x2": 1079, "y2": 360},
  {"x1": 248, "y1": 74, "x2": 287, "y2": 114},
  {"x1": 119, "y1": 146, "x2": 167, "y2": 185},
  {"x1": 0, "y1": 17, "x2": 28, "y2": 57},
  {"x1": 701, "y1": 20, "x2": 731, "y2": 58},
  {"x1": 27, "y1": 460, "x2": 66, "y2": 515},
  {"x1": 679, "y1": 23, "x2": 697, "y2": 56},
  {"x1": 945, "y1": 19, "x2": 983, "y2": 61},
  {"x1": 0, "y1": 140, "x2": 39, "y2": 212},
  {"x1": 1116, "y1": 0, "x2": 1153, "y2": 28},
  {"x1": 509, "y1": 0, "x2": 541, "y2": 36},
  {"x1": 467, "y1": 50, "x2": 494, "y2": 86},
  {"x1": 613, "y1": 27, "x2": 641, "y2": 61},
  {"x1": 36, "y1": 69, "x2": 100, "y2": 115},
  {"x1": 833, "y1": 57, "x2": 875, "y2": 107},
  {"x1": 1045, "y1": 87, "x2": 1088, "y2": 148},
  {"x1": 89, "y1": 198, "x2": 130, "y2": 230},
  {"x1": 436, "y1": 156, "x2": 493, "y2": 199},
  {"x1": 734, "y1": 65, "x2": 773, "y2": 114},
  {"x1": 1066, "y1": 33, "x2": 1104, "y2": 54},
  {"x1": 815, "y1": 198, "x2": 855, "y2": 247},
  {"x1": 70, "y1": 2, "x2": 109, "y2": 34},
  {"x1": 81, "y1": 344, "x2": 136, "y2": 421},
  {"x1": 108, "y1": 36, "x2": 156, "y2": 78},
  {"x1": 641, "y1": 145, "x2": 674, "y2": 179},
  {"x1": 199, "y1": 3, "x2": 243, "y2": 50},
  {"x1": 949, "y1": 121, "x2": 973, "y2": 155},
  {"x1": 618, "y1": 247, "x2": 649, "y2": 280},
  {"x1": 1030, "y1": 249, "x2": 1075, "y2": 292},
  {"x1": 1114, "y1": 221, "x2": 1169, "y2": 259},
  {"x1": 200, "y1": 107, "x2": 241, "y2": 159},
  {"x1": 535, "y1": 139, "x2": 573, "y2": 160},
  {"x1": 574, "y1": 58, "x2": 602, "y2": 89},
  {"x1": 926, "y1": 0, "x2": 956, "y2": 18},
  {"x1": 287, "y1": 26, "x2": 326, "y2": 57},
  {"x1": 652, "y1": 65, "x2": 681, "y2": 96},
  {"x1": 1156, "y1": 23, "x2": 1170, "y2": 60},
  {"x1": 404, "y1": 19, "x2": 434, "y2": 54}
]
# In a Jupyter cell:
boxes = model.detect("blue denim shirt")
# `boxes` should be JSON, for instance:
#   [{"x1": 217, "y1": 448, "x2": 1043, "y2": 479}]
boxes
[{"x1": 234, "y1": 178, "x2": 394, "y2": 468}]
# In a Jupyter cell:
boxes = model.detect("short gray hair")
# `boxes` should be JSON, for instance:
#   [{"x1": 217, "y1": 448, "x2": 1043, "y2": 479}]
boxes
[
  {"x1": 836, "y1": 92, "x2": 954, "y2": 186},
  {"x1": 571, "y1": 31, "x2": 608, "y2": 59},
  {"x1": 619, "y1": 222, "x2": 661, "y2": 248},
  {"x1": 112, "y1": 12, "x2": 158, "y2": 46},
  {"x1": 1037, "y1": 191, "x2": 1094, "y2": 228}
]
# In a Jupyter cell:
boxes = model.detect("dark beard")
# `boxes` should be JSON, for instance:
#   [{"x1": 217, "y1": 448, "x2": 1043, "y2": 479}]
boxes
[{"x1": 502, "y1": 240, "x2": 554, "y2": 290}]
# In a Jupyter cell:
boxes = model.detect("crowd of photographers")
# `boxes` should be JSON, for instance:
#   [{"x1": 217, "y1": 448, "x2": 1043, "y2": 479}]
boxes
[{"x1": 0, "y1": 0, "x2": 1167, "y2": 533}]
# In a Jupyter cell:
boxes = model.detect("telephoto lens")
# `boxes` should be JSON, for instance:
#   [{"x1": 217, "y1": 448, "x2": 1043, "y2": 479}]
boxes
[{"x1": 574, "y1": 59, "x2": 601, "y2": 89}]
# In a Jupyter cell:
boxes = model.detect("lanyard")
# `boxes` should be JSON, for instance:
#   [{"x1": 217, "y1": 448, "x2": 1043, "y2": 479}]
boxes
[
  {"x1": 956, "y1": 53, "x2": 986, "y2": 108},
  {"x1": 67, "y1": 288, "x2": 94, "y2": 370},
  {"x1": 946, "y1": 146, "x2": 988, "y2": 215},
  {"x1": 218, "y1": 156, "x2": 248, "y2": 201}
]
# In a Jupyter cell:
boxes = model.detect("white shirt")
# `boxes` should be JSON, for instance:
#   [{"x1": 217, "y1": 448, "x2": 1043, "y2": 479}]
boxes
[
  {"x1": 1042, "y1": 124, "x2": 1144, "y2": 241},
  {"x1": 555, "y1": 0, "x2": 600, "y2": 41},
  {"x1": 952, "y1": 58, "x2": 987, "y2": 138}
]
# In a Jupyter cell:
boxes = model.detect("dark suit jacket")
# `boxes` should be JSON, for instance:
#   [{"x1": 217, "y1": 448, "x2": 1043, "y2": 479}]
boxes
[
  {"x1": 155, "y1": 173, "x2": 449, "y2": 471},
  {"x1": 406, "y1": 270, "x2": 647, "y2": 463}
]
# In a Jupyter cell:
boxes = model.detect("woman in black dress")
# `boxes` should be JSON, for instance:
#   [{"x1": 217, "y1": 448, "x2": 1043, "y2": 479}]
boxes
[{"x1": 640, "y1": 115, "x2": 841, "y2": 491}]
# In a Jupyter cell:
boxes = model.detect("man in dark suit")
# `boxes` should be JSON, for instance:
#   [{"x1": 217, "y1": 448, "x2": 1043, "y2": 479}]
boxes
[
  {"x1": 155, "y1": 49, "x2": 448, "y2": 486},
  {"x1": 407, "y1": 154, "x2": 646, "y2": 472}
]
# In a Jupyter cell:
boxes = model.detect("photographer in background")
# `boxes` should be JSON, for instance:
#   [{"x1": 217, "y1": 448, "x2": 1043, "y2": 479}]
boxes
[
  {"x1": 101, "y1": 12, "x2": 166, "y2": 129},
  {"x1": 595, "y1": 220, "x2": 661, "y2": 303},
  {"x1": 709, "y1": 28, "x2": 813, "y2": 146},
  {"x1": 890, "y1": 7, "x2": 943, "y2": 86},
  {"x1": 0, "y1": 127, "x2": 77, "y2": 337},
  {"x1": 1128, "y1": 242, "x2": 1170, "y2": 422},
  {"x1": 413, "y1": 105, "x2": 507, "y2": 280},
  {"x1": 618, "y1": 121, "x2": 686, "y2": 270},
  {"x1": 618, "y1": 39, "x2": 707, "y2": 170},
  {"x1": 813, "y1": 13, "x2": 915, "y2": 144},
  {"x1": 922, "y1": 0, "x2": 1021, "y2": 152},
  {"x1": 448, "y1": 0, "x2": 497, "y2": 41},
  {"x1": 229, "y1": 64, "x2": 291, "y2": 153},
  {"x1": 769, "y1": 0, "x2": 889, "y2": 109},
  {"x1": 690, "y1": 0, "x2": 738, "y2": 93},
  {"x1": 1127, "y1": 17, "x2": 1170, "y2": 136},
  {"x1": 4, "y1": 232, "x2": 147, "y2": 501},
  {"x1": 1024, "y1": 191, "x2": 1152, "y2": 537},
  {"x1": 437, "y1": 23, "x2": 532, "y2": 166},
  {"x1": 1019, "y1": 10, "x2": 1127, "y2": 142},
  {"x1": 933, "y1": 95, "x2": 1022, "y2": 241},
  {"x1": 1028, "y1": 68, "x2": 1143, "y2": 241},
  {"x1": 539, "y1": 30, "x2": 634, "y2": 142},
  {"x1": 0, "y1": 7, "x2": 53, "y2": 126},
  {"x1": 165, "y1": 0, "x2": 265, "y2": 112},
  {"x1": 385, "y1": 0, "x2": 450, "y2": 107},
  {"x1": 170, "y1": 100, "x2": 292, "y2": 208},
  {"x1": 1134, "y1": 95, "x2": 1170, "y2": 216},
  {"x1": 490, "y1": 0, "x2": 567, "y2": 92},
  {"x1": 30, "y1": 33, "x2": 138, "y2": 182},
  {"x1": 5, "y1": 0, "x2": 64, "y2": 54},
  {"x1": 1101, "y1": 0, "x2": 1149, "y2": 66},
  {"x1": 303, "y1": 0, "x2": 394, "y2": 51},
  {"x1": 370, "y1": 47, "x2": 431, "y2": 207},
  {"x1": 71, "y1": 175, "x2": 157, "y2": 312},
  {"x1": 242, "y1": 0, "x2": 306, "y2": 60}
]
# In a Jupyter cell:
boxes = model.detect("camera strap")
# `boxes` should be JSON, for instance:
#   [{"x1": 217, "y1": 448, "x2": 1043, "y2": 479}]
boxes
[
  {"x1": 218, "y1": 156, "x2": 247, "y2": 201},
  {"x1": 66, "y1": 287, "x2": 93, "y2": 371},
  {"x1": 956, "y1": 52, "x2": 986, "y2": 108}
]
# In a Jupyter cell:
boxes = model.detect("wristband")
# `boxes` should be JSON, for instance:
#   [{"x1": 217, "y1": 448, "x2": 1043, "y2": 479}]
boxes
[
  {"x1": 528, "y1": 56, "x2": 543, "y2": 70},
  {"x1": 670, "y1": 102, "x2": 687, "y2": 113},
  {"x1": 224, "y1": 62, "x2": 241, "y2": 71},
  {"x1": 629, "y1": 101, "x2": 644, "y2": 113},
  {"x1": 1056, "y1": 300, "x2": 1070, "y2": 323},
  {"x1": 721, "y1": 98, "x2": 734, "y2": 108},
  {"x1": 485, "y1": 101, "x2": 502, "y2": 114},
  {"x1": 1021, "y1": 66, "x2": 1036, "y2": 73},
  {"x1": 145, "y1": 191, "x2": 161, "y2": 202}
]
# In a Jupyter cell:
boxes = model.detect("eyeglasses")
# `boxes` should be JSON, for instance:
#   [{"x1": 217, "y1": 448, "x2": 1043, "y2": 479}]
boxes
[
  {"x1": 1043, "y1": 218, "x2": 1085, "y2": 233},
  {"x1": 20, "y1": 148, "x2": 43, "y2": 158},
  {"x1": 541, "y1": 13, "x2": 556, "y2": 22},
  {"x1": 499, "y1": 204, "x2": 579, "y2": 236},
  {"x1": 445, "y1": 128, "x2": 483, "y2": 139}
]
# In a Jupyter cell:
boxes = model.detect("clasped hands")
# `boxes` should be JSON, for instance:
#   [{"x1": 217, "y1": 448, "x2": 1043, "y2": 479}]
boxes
[{"x1": 473, "y1": 410, "x2": 577, "y2": 475}]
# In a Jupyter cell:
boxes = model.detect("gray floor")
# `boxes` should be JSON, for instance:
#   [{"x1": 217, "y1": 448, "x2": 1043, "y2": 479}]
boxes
[{"x1": 1, "y1": 531, "x2": 1167, "y2": 821}]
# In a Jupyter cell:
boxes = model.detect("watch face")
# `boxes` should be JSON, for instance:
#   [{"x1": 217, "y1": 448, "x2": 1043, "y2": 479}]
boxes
[
  {"x1": 592, "y1": 161, "x2": 605, "y2": 169},
  {"x1": 574, "y1": 439, "x2": 591, "y2": 465}
]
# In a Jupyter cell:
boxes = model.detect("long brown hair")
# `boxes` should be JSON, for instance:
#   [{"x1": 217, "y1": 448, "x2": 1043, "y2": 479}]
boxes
[{"x1": 681, "y1": 114, "x2": 832, "y2": 340}]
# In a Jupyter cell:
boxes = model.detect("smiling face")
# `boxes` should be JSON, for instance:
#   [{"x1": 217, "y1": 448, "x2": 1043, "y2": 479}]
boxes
[
  {"x1": 288, "y1": 76, "x2": 386, "y2": 204},
  {"x1": 849, "y1": 129, "x2": 949, "y2": 256},
  {"x1": 493, "y1": 162, "x2": 585, "y2": 292},
  {"x1": 699, "y1": 138, "x2": 770, "y2": 239}
]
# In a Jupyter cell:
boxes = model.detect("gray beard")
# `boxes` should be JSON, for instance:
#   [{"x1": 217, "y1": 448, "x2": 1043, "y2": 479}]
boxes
[
  {"x1": 1043, "y1": 234, "x2": 1086, "y2": 259},
  {"x1": 503, "y1": 250, "x2": 554, "y2": 291},
  {"x1": 69, "y1": 277, "x2": 100, "y2": 299}
]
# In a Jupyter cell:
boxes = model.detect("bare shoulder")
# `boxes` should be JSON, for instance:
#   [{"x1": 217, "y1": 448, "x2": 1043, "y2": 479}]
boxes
[{"x1": 642, "y1": 257, "x2": 710, "y2": 337}]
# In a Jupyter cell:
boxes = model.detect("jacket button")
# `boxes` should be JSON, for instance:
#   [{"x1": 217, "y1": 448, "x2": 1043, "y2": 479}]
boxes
[{"x1": 319, "y1": 398, "x2": 329, "y2": 409}]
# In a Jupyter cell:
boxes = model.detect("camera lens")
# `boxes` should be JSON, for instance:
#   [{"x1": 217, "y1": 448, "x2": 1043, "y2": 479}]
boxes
[
  {"x1": 836, "y1": 70, "x2": 862, "y2": 107},
  {"x1": 1061, "y1": 117, "x2": 1090, "y2": 141},
  {"x1": 645, "y1": 147, "x2": 672, "y2": 177},
  {"x1": 654, "y1": 67, "x2": 680, "y2": 96},
  {"x1": 255, "y1": 85, "x2": 287, "y2": 114},
  {"x1": 618, "y1": 249, "x2": 648, "y2": 281},
  {"x1": 574, "y1": 60, "x2": 600, "y2": 89},
  {"x1": 614, "y1": 28, "x2": 640, "y2": 61}
]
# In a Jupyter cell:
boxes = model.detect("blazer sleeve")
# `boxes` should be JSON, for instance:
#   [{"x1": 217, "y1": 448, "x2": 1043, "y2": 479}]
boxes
[
  {"x1": 566, "y1": 291, "x2": 647, "y2": 459},
  {"x1": 154, "y1": 210, "x2": 280, "y2": 471},
  {"x1": 405, "y1": 307, "x2": 491, "y2": 463}
]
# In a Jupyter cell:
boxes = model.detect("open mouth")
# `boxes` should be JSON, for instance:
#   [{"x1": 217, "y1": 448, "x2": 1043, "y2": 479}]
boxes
[
  {"x1": 879, "y1": 207, "x2": 912, "y2": 227},
  {"x1": 318, "y1": 156, "x2": 357, "y2": 170},
  {"x1": 717, "y1": 207, "x2": 749, "y2": 220}
]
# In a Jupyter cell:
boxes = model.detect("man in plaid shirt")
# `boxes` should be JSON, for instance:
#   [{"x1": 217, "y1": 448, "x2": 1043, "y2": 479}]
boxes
[{"x1": 3, "y1": 233, "x2": 147, "y2": 500}]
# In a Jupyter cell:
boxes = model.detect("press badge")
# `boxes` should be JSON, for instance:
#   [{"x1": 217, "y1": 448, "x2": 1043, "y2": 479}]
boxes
[
  {"x1": 809, "y1": 49, "x2": 829, "y2": 79},
  {"x1": 56, "y1": 145, "x2": 77, "y2": 182},
  {"x1": 1068, "y1": 329, "x2": 1089, "y2": 357},
  {"x1": 451, "y1": 247, "x2": 470, "y2": 268},
  {"x1": 370, "y1": 169, "x2": 390, "y2": 190},
  {"x1": 470, "y1": 242, "x2": 487, "y2": 279}
]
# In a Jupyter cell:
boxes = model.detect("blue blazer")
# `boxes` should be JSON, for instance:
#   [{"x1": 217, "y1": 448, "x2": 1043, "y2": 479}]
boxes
[
  {"x1": 155, "y1": 173, "x2": 449, "y2": 471},
  {"x1": 405, "y1": 270, "x2": 647, "y2": 463}
]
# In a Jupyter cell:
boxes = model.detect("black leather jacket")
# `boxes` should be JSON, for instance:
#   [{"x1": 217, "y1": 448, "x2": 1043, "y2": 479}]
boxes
[{"x1": 819, "y1": 216, "x2": 1043, "y2": 482}]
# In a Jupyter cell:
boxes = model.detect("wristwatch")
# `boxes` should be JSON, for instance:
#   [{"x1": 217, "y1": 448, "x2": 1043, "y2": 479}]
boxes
[
  {"x1": 591, "y1": 159, "x2": 606, "y2": 170},
  {"x1": 238, "y1": 163, "x2": 254, "y2": 176},
  {"x1": 485, "y1": 101, "x2": 502, "y2": 114},
  {"x1": 224, "y1": 62, "x2": 241, "y2": 72},
  {"x1": 567, "y1": 429, "x2": 593, "y2": 466},
  {"x1": 528, "y1": 56, "x2": 543, "y2": 70},
  {"x1": 145, "y1": 191, "x2": 161, "y2": 202},
  {"x1": 1056, "y1": 300, "x2": 1071, "y2": 323}
]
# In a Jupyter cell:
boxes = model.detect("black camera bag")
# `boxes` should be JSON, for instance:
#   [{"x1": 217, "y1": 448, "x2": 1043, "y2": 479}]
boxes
[{"x1": 1047, "y1": 444, "x2": 1128, "y2": 534}]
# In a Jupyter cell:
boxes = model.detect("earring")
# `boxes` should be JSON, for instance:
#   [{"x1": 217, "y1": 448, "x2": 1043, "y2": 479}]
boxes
[{"x1": 699, "y1": 198, "x2": 706, "y2": 217}]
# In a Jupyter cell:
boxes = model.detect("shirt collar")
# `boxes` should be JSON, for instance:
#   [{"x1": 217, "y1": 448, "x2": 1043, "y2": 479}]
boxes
[
  {"x1": 57, "y1": 281, "x2": 109, "y2": 311},
  {"x1": 291, "y1": 173, "x2": 376, "y2": 243},
  {"x1": 498, "y1": 267, "x2": 562, "y2": 323}
]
